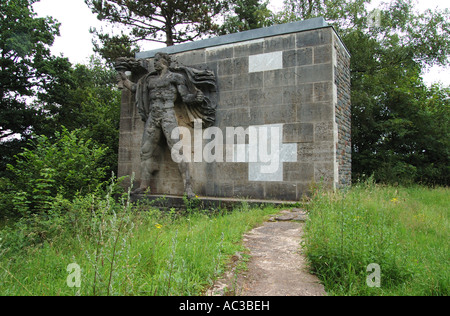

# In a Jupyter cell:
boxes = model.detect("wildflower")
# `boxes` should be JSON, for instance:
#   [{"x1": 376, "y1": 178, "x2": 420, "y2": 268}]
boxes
[
  {"x1": 390, "y1": 197, "x2": 399, "y2": 203},
  {"x1": 155, "y1": 224, "x2": 162, "y2": 229}
]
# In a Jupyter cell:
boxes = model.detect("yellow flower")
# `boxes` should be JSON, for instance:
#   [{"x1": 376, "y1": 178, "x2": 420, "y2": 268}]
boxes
[
  {"x1": 155, "y1": 224, "x2": 162, "y2": 229},
  {"x1": 390, "y1": 197, "x2": 399, "y2": 203}
]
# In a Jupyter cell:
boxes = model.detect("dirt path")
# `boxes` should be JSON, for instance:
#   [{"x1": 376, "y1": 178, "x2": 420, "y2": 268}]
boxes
[{"x1": 207, "y1": 209, "x2": 326, "y2": 296}]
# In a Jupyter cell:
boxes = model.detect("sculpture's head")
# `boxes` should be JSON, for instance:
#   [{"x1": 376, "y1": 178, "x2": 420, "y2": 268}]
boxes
[{"x1": 154, "y1": 52, "x2": 171, "y2": 72}]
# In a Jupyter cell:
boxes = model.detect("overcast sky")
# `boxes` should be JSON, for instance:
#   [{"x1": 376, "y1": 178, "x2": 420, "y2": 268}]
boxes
[{"x1": 33, "y1": 0, "x2": 449, "y2": 85}]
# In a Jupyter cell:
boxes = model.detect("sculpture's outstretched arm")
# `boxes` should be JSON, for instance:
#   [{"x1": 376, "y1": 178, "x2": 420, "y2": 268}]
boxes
[{"x1": 117, "y1": 72, "x2": 137, "y2": 93}]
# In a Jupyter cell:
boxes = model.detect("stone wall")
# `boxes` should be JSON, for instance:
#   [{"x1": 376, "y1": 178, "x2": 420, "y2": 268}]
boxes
[
  {"x1": 118, "y1": 18, "x2": 351, "y2": 201},
  {"x1": 334, "y1": 32, "x2": 352, "y2": 187}
]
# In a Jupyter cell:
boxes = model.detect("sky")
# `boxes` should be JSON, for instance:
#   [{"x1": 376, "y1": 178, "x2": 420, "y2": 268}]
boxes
[{"x1": 32, "y1": 0, "x2": 449, "y2": 85}]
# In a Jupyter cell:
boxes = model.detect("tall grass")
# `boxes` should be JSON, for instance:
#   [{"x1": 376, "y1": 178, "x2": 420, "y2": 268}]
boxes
[
  {"x1": 0, "y1": 184, "x2": 278, "y2": 296},
  {"x1": 303, "y1": 182, "x2": 449, "y2": 296}
]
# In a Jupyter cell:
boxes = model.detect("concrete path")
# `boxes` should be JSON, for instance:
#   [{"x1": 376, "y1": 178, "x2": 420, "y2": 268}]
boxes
[{"x1": 207, "y1": 209, "x2": 326, "y2": 296}]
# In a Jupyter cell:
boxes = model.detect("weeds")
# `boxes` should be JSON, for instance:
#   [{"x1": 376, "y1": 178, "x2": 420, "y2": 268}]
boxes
[
  {"x1": 0, "y1": 175, "x2": 277, "y2": 296},
  {"x1": 303, "y1": 181, "x2": 449, "y2": 296}
]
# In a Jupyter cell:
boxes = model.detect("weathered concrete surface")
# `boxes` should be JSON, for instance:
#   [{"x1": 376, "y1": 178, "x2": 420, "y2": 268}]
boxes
[
  {"x1": 208, "y1": 209, "x2": 326, "y2": 296},
  {"x1": 119, "y1": 18, "x2": 351, "y2": 201}
]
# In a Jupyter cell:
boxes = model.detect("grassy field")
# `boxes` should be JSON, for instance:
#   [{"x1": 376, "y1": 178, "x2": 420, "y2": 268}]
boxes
[
  {"x1": 302, "y1": 182, "x2": 449, "y2": 296},
  {"x1": 0, "y1": 182, "x2": 448, "y2": 296},
  {"x1": 0, "y1": 191, "x2": 279, "y2": 296}
]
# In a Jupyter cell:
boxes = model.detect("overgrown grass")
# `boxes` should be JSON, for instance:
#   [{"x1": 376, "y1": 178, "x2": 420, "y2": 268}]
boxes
[
  {"x1": 0, "y1": 184, "x2": 279, "y2": 296},
  {"x1": 303, "y1": 182, "x2": 449, "y2": 296}
]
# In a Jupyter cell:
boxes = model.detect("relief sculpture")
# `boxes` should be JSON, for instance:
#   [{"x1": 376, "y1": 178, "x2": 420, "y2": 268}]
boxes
[{"x1": 116, "y1": 53, "x2": 217, "y2": 197}]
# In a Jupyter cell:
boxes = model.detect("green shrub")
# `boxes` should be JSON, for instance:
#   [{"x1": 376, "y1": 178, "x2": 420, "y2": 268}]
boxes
[
  {"x1": 303, "y1": 183, "x2": 449, "y2": 296},
  {"x1": 0, "y1": 178, "x2": 16, "y2": 219},
  {"x1": 6, "y1": 128, "x2": 107, "y2": 215}
]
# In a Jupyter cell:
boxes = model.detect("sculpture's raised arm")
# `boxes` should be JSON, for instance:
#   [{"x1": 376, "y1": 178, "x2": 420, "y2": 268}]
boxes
[{"x1": 114, "y1": 57, "x2": 148, "y2": 92}]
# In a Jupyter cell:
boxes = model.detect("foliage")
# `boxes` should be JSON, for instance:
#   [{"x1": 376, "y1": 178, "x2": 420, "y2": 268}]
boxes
[
  {"x1": 303, "y1": 182, "x2": 449, "y2": 295},
  {"x1": 90, "y1": 31, "x2": 139, "y2": 66},
  {"x1": 34, "y1": 57, "x2": 121, "y2": 177},
  {"x1": 277, "y1": 0, "x2": 368, "y2": 26},
  {"x1": 6, "y1": 128, "x2": 107, "y2": 216},
  {"x1": 0, "y1": 179, "x2": 279, "y2": 295},
  {"x1": 276, "y1": 0, "x2": 450, "y2": 185},
  {"x1": 0, "y1": 178, "x2": 16, "y2": 219},
  {"x1": 84, "y1": 0, "x2": 229, "y2": 48},
  {"x1": 217, "y1": 0, "x2": 274, "y2": 35},
  {"x1": 0, "y1": 0, "x2": 72, "y2": 173}
]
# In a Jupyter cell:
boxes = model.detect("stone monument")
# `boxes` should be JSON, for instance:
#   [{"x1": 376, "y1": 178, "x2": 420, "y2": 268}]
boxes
[
  {"x1": 117, "y1": 17, "x2": 351, "y2": 201},
  {"x1": 116, "y1": 53, "x2": 217, "y2": 197}
]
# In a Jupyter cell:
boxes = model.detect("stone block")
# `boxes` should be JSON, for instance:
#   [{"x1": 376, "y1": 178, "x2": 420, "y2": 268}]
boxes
[
  {"x1": 119, "y1": 147, "x2": 133, "y2": 162},
  {"x1": 118, "y1": 163, "x2": 133, "y2": 181},
  {"x1": 249, "y1": 87, "x2": 284, "y2": 107},
  {"x1": 233, "y1": 90, "x2": 250, "y2": 108},
  {"x1": 249, "y1": 107, "x2": 265, "y2": 126},
  {"x1": 314, "y1": 45, "x2": 332, "y2": 64},
  {"x1": 296, "y1": 63, "x2": 333, "y2": 84},
  {"x1": 283, "y1": 84, "x2": 314, "y2": 105},
  {"x1": 120, "y1": 118, "x2": 132, "y2": 133},
  {"x1": 233, "y1": 39, "x2": 265, "y2": 57},
  {"x1": 264, "y1": 104, "x2": 296, "y2": 125},
  {"x1": 233, "y1": 57, "x2": 249, "y2": 74},
  {"x1": 297, "y1": 103, "x2": 334, "y2": 122},
  {"x1": 283, "y1": 163, "x2": 314, "y2": 182},
  {"x1": 283, "y1": 50, "x2": 297, "y2": 68},
  {"x1": 283, "y1": 122, "x2": 314, "y2": 143},
  {"x1": 264, "y1": 182, "x2": 297, "y2": 200},
  {"x1": 232, "y1": 108, "x2": 252, "y2": 126},
  {"x1": 118, "y1": 132, "x2": 132, "y2": 149},
  {"x1": 283, "y1": 48, "x2": 313, "y2": 68},
  {"x1": 218, "y1": 90, "x2": 249, "y2": 109},
  {"x1": 249, "y1": 72, "x2": 264, "y2": 89},
  {"x1": 314, "y1": 162, "x2": 334, "y2": 183},
  {"x1": 215, "y1": 109, "x2": 233, "y2": 127},
  {"x1": 120, "y1": 90, "x2": 134, "y2": 118},
  {"x1": 232, "y1": 73, "x2": 249, "y2": 91},
  {"x1": 297, "y1": 142, "x2": 335, "y2": 163},
  {"x1": 213, "y1": 183, "x2": 234, "y2": 197},
  {"x1": 218, "y1": 58, "x2": 234, "y2": 76},
  {"x1": 313, "y1": 82, "x2": 333, "y2": 102},
  {"x1": 314, "y1": 122, "x2": 335, "y2": 142},
  {"x1": 296, "y1": 182, "x2": 312, "y2": 199},
  {"x1": 206, "y1": 46, "x2": 234, "y2": 62},
  {"x1": 297, "y1": 48, "x2": 314, "y2": 66},
  {"x1": 234, "y1": 183, "x2": 265, "y2": 199},
  {"x1": 175, "y1": 50, "x2": 206, "y2": 65},
  {"x1": 296, "y1": 29, "x2": 332, "y2": 47},
  {"x1": 264, "y1": 68, "x2": 296, "y2": 88},
  {"x1": 249, "y1": 51, "x2": 283, "y2": 73},
  {"x1": 218, "y1": 75, "x2": 233, "y2": 92},
  {"x1": 264, "y1": 34, "x2": 296, "y2": 53}
]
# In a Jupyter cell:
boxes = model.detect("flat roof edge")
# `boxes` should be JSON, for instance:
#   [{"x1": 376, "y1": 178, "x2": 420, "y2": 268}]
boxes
[{"x1": 136, "y1": 17, "x2": 329, "y2": 59}]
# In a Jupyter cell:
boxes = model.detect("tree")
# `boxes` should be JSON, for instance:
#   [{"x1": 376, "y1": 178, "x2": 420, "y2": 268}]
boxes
[
  {"x1": 85, "y1": 0, "x2": 229, "y2": 47},
  {"x1": 348, "y1": 1, "x2": 450, "y2": 184},
  {"x1": 7, "y1": 128, "x2": 107, "y2": 213},
  {"x1": 90, "y1": 31, "x2": 139, "y2": 66},
  {"x1": 0, "y1": 0, "x2": 72, "y2": 174},
  {"x1": 276, "y1": 0, "x2": 368, "y2": 27},
  {"x1": 217, "y1": 0, "x2": 274, "y2": 35},
  {"x1": 35, "y1": 57, "x2": 122, "y2": 178},
  {"x1": 277, "y1": 0, "x2": 450, "y2": 185}
]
